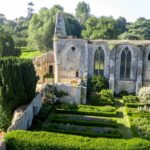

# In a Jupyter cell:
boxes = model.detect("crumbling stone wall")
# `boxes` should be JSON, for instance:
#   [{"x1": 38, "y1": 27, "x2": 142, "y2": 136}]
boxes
[
  {"x1": 33, "y1": 51, "x2": 54, "y2": 83},
  {"x1": 54, "y1": 39, "x2": 88, "y2": 85},
  {"x1": 55, "y1": 83, "x2": 86, "y2": 104},
  {"x1": 54, "y1": 13, "x2": 150, "y2": 101},
  {"x1": 7, "y1": 85, "x2": 47, "y2": 131}
]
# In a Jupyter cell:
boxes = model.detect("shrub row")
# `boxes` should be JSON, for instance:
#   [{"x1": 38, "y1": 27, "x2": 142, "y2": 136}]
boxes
[
  {"x1": 51, "y1": 119, "x2": 118, "y2": 128},
  {"x1": 123, "y1": 95, "x2": 139, "y2": 104},
  {"x1": 125, "y1": 103, "x2": 150, "y2": 108},
  {"x1": 0, "y1": 57, "x2": 37, "y2": 130},
  {"x1": 126, "y1": 107, "x2": 150, "y2": 116},
  {"x1": 56, "y1": 109, "x2": 117, "y2": 117},
  {"x1": 43, "y1": 127, "x2": 121, "y2": 138},
  {"x1": 58, "y1": 104, "x2": 116, "y2": 112},
  {"x1": 5, "y1": 130, "x2": 150, "y2": 150}
]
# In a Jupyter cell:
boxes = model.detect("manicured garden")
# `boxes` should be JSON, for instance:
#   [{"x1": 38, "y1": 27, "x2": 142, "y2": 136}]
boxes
[
  {"x1": 5, "y1": 130, "x2": 150, "y2": 150},
  {"x1": 123, "y1": 93, "x2": 150, "y2": 141},
  {"x1": 4, "y1": 76, "x2": 150, "y2": 149}
]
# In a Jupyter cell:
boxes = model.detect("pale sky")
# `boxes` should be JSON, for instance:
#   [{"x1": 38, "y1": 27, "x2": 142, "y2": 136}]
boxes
[{"x1": 0, "y1": 0, "x2": 150, "y2": 22}]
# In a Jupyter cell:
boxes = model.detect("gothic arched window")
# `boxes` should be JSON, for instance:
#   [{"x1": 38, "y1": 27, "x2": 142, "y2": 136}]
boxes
[
  {"x1": 148, "y1": 52, "x2": 150, "y2": 61},
  {"x1": 120, "y1": 47, "x2": 132, "y2": 80},
  {"x1": 94, "y1": 47, "x2": 105, "y2": 75}
]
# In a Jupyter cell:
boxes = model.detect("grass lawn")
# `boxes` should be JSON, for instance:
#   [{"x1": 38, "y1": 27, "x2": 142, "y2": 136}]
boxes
[{"x1": 19, "y1": 47, "x2": 42, "y2": 59}]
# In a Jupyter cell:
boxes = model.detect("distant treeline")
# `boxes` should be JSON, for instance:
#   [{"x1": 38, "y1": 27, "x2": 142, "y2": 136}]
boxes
[{"x1": 0, "y1": 1, "x2": 150, "y2": 52}]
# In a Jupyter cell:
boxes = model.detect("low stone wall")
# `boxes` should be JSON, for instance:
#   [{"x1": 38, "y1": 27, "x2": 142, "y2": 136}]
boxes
[
  {"x1": 0, "y1": 132, "x2": 6, "y2": 150},
  {"x1": 7, "y1": 85, "x2": 47, "y2": 131},
  {"x1": 115, "y1": 80, "x2": 135, "y2": 94},
  {"x1": 55, "y1": 83, "x2": 86, "y2": 104},
  {"x1": 0, "y1": 141, "x2": 5, "y2": 150}
]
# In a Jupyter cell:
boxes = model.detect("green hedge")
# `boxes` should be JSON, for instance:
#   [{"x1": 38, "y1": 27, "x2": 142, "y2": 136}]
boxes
[
  {"x1": 123, "y1": 95, "x2": 139, "y2": 104},
  {"x1": 125, "y1": 103, "x2": 150, "y2": 108},
  {"x1": 51, "y1": 119, "x2": 118, "y2": 128},
  {"x1": 0, "y1": 57, "x2": 37, "y2": 130},
  {"x1": 42, "y1": 127, "x2": 121, "y2": 138},
  {"x1": 56, "y1": 109, "x2": 117, "y2": 117},
  {"x1": 5, "y1": 130, "x2": 150, "y2": 150}
]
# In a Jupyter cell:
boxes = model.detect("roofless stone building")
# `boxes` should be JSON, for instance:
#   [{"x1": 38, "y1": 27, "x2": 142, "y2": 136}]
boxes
[{"x1": 53, "y1": 13, "x2": 150, "y2": 103}]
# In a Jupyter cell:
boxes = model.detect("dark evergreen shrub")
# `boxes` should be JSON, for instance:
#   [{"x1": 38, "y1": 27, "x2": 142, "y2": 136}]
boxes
[
  {"x1": 87, "y1": 75, "x2": 108, "y2": 99},
  {"x1": 0, "y1": 33, "x2": 21, "y2": 57},
  {"x1": 0, "y1": 57, "x2": 38, "y2": 130}
]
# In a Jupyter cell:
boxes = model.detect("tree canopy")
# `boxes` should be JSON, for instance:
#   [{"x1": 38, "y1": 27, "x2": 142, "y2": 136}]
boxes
[
  {"x1": 82, "y1": 16, "x2": 119, "y2": 39},
  {"x1": 1, "y1": 2, "x2": 150, "y2": 52},
  {"x1": 28, "y1": 5, "x2": 63, "y2": 51},
  {"x1": 75, "y1": 1, "x2": 90, "y2": 24},
  {"x1": 0, "y1": 32, "x2": 20, "y2": 57},
  {"x1": 119, "y1": 18, "x2": 150, "y2": 40}
]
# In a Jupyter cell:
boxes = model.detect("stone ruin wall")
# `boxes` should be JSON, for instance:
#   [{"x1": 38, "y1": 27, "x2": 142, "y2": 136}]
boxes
[
  {"x1": 7, "y1": 85, "x2": 47, "y2": 131},
  {"x1": 33, "y1": 51, "x2": 55, "y2": 84},
  {"x1": 55, "y1": 83, "x2": 86, "y2": 105},
  {"x1": 54, "y1": 39, "x2": 88, "y2": 85}
]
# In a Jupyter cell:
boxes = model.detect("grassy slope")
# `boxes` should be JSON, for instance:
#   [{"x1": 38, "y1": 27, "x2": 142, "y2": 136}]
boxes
[{"x1": 19, "y1": 47, "x2": 42, "y2": 59}]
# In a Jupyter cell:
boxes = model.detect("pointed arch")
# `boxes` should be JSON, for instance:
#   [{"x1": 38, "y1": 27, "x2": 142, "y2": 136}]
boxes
[
  {"x1": 94, "y1": 47, "x2": 105, "y2": 75},
  {"x1": 148, "y1": 52, "x2": 150, "y2": 61},
  {"x1": 120, "y1": 47, "x2": 132, "y2": 79}
]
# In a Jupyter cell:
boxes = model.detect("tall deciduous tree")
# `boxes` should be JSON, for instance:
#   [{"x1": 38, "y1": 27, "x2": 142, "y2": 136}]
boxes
[
  {"x1": 118, "y1": 18, "x2": 150, "y2": 40},
  {"x1": 27, "y1": 2, "x2": 34, "y2": 19},
  {"x1": 0, "y1": 33, "x2": 20, "y2": 57},
  {"x1": 75, "y1": 1, "x2": 90, "y2": 24},
  {"x1": 82, "y1": 16, "x2": 118, "y2": 39},
  {"x1": 0, "y1": 14, "x2": 6, "y2": 24},
  {"x1": 64, "y1": 13, "x2": 82, "y2": 38},
  {"x1": 28, "y1": 5, "x2": 64, "y2": 51}
]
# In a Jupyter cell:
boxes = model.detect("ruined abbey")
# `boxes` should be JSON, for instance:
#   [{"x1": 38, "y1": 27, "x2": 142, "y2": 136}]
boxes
[
  {"x1": 53, "y1": 13, "x2": 150, "y2": 98},
  {"x1": 33, "y1": 13, "x2": 150, "y2": 104}
]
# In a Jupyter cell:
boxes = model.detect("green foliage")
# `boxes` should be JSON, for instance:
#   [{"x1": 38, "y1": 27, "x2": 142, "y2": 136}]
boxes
[
  {"x1": 116, "y1": 17, "x2": 127, "y2": 35},
  {"x1": 64, "y1": 13, "x2": 82, "y2": 37},
  {"x1": 82, "y1": 16, "x2": 119, "y2": 39},
  {"x1": 123, "y1": 95, "x2": 139, "y2": 104},
  {"x1": 0, "y1": 57, "x2": 37, "y2": 130},
  {"x1": 28, "y1": 5, "x2": 63, "y2": 51},
  {"x1": 116, "y1": 90, "x2": 134, "y2": 98},
  {"x1": 19, "y1": 47, "x2": 42, "y2": 59},
  {"x1": 42, "y1": 125, "x2": 121, "y2": 138},
  {"x1": 57, "y1": 104, "x2": 116, "y2": 117},
  {"x1": 50, "y1": 118, "x2": 118, "y2": 128},
  {"x1": 30, "y1": 103, "x2": 53, "y2": 130},
  {"x1": 90, "y1": 89, "x2": 114, "y2": 106},
  {"x1": 119, "y1": 18, "x2": 150, "y2": 40},
  {"x1": 54, "y1": 88, "x2": 68, "y2": 98},
  {"x1": 130, "y1": 116, "x2": 150, "y2": 140},
  {"x1": 1, "y1": 16, "x2": 29, "y2": 47},
  {"x1": 87, "y1": 75, "x2": 108, "y2": 99},
  {"x1": 125, "y1": 103, "x2": 150, "y2": 108},
  {"x1": 5, "y1": 130, "x2": 150, "y2": 150},
  {"x1": 75, "y1": 1, "x2": 90, "y2": 24},
  {"x1": 0, "y1": 33, "x2": 20, "y2": 57},
  {"x1": 100, "y1": 89, "x2": 114, "y2": 105}
]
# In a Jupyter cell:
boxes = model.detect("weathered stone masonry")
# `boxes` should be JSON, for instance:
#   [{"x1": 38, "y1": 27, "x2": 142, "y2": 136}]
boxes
[{"x1": 54, "y1": 13, "x2": 150, "y2": 97}]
